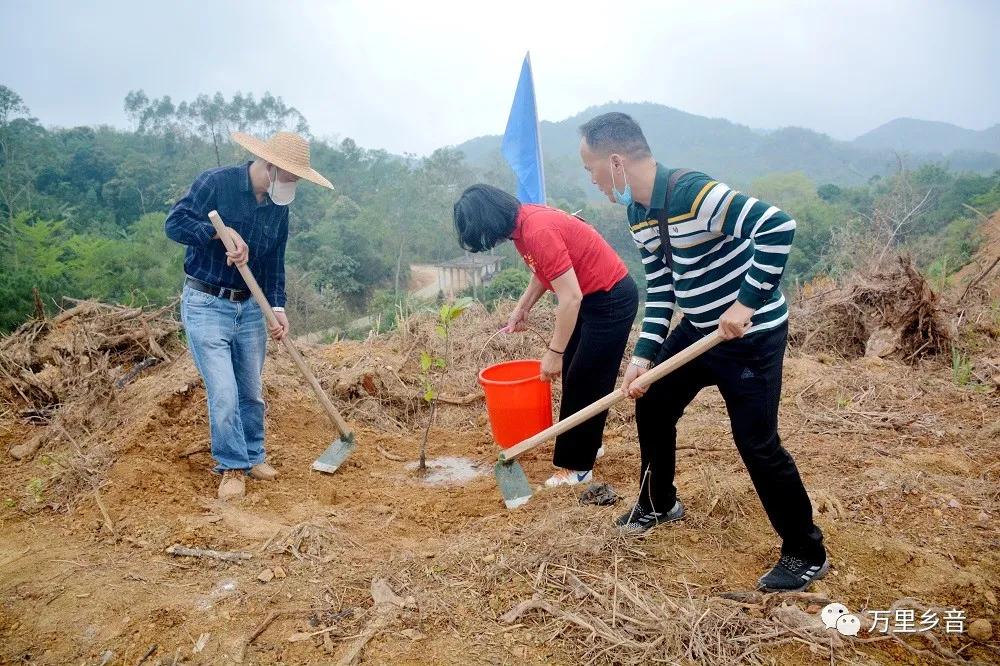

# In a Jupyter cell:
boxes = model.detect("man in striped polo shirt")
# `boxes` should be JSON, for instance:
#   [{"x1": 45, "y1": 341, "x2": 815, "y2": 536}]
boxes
[{"x1": 578, "y1": 112, "x2": 827, "y2": 592}]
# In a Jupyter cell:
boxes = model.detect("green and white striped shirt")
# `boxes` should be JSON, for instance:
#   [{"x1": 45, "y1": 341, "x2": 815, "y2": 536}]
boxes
[{"x1": 628, "y1": 164, "x2": 795, "y2": 361}]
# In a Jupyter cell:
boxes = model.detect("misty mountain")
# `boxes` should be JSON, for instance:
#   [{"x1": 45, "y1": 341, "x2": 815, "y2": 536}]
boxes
[
  {"x1": 853, "y1": 117, "x2": 1000, "y2": 154},
  {"x1": 455, "y1": 102, "x2": 1000, "y2": 193}
]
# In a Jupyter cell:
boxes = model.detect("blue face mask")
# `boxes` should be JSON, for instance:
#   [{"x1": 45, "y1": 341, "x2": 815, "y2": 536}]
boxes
[{"x1": 610, "y1": 160, "x2": 632, "y2": 206}]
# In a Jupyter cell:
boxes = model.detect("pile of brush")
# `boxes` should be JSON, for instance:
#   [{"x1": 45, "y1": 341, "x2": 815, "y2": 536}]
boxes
[
  {"x1": 0, "y1": 299, "x2": 182, "y2": 462},
  {"x1": 328, "y1": 299, "x2": 558, "y2": 433},
  {"x1": 790, "y1": 255, "x2": 954, "y2": 362}
]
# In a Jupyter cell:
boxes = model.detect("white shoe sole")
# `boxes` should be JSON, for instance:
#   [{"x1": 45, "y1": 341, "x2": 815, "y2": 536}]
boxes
[{"x1": 544, "y1": 471, "x2": 594, "y2": 488}]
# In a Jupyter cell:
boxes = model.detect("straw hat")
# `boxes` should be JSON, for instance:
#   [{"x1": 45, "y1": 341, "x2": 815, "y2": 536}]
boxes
[{"x1": 231, "y1": 131, "x2": 334, "y2": 189}]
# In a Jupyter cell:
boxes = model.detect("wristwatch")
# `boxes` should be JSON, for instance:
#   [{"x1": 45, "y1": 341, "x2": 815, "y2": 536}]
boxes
[{"x1": 629, "y1": 357, "x2": 652, "y2": 370}]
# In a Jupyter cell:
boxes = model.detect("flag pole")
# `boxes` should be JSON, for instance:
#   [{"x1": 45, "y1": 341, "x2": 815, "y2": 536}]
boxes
[{"x1": 526, "y1": 51, "x2": 545, "y2": 203}]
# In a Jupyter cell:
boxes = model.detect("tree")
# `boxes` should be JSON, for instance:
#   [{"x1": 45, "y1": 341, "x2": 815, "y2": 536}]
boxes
[
  {"x1": 417, "y1": 298, "x2": 472, "y2": 471},
  {"x1": 228, "y1": 91, "x2": 309, "y2": 137},
  {"x1": 482, "y1": 268, "x2": 530, "y2": 308},
  {"x1": 126, "y1": 89, "x2": 310, "y2": 162},
  {"x1": 0, "y1": 86, "x2": 36, "y2": 257},
  {"x1": 0, "y1": 86, "x2": 29, "y2": 126},
  {"x1": 124, "y1": 90, "x2": 180, "y2": 136},
  {"x1": 750, "y1": 172, "x2": 819, "y2": 206},
  {"x1": 178, "y1": 93, "x2": 228, "y2": 166},
  {"x1": 748, "y1": 173, "x2": 843, "y2": 284},
  {"x1": 817, "y1": 183, "x2": 842, "y2": 202},
  {"x1": 0, "y1": 213, "x2": 72, "y2": 330},
  {"x1": 67, "y1": 213, "x2": 183, "y2": 305}
]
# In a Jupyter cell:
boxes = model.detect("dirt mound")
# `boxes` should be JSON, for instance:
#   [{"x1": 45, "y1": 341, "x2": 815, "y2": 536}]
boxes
[
  {"x1": 0, "y1": 300, "x2": 184, "y2": 508},
  {"x1": 322, "y1": 299, "x2": 559, "y2": 434},
  {"x1": 0, "y1": 300, "x2": 181, "y2": 413},
  {"x1": 791, "y1": 212, "x2": 1000, "y2": 379},
  {"x1": 790, "y1": 255, "x2": 954, "y2": 362},
  {"x1": 950, "y1": 212, "x2": 1000, "y2": 389},
  {"x1": 952, "y1": 210, "x2": 1000, "y2": 305},
  {"x1": 1, "y1": 294, "x2": 999, "y2": 664}
]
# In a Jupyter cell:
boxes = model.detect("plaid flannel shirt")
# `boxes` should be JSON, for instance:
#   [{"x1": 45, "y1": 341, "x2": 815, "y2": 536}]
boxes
[{"x1": 165, "y1": 162, "x2": 289, "y2": 307}]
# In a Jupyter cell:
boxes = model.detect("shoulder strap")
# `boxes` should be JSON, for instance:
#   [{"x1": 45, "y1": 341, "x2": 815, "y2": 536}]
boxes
[{"x1": 654, "y1": 168, "x2": 692, "y2": 252}]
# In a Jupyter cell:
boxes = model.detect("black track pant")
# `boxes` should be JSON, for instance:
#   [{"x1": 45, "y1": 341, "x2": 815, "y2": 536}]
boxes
[
  {"x1": 635, "y1": 318, "x2": 825, "y2": 561},
  {"x1": 552, "y1": 276, "x2": 638, "y2": 471}
]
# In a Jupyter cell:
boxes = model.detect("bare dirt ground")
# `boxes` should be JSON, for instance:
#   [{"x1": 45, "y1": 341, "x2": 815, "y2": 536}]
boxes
[
  {"x1": 2, "y1": 224, "x2": 999, "y2": 665},
  {"x1": 408, "y1": 264, "x2": 441, "y2": 300}
]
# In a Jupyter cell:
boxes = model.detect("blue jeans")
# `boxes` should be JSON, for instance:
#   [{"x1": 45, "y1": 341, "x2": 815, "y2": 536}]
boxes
[{"x1": 180, "y1": 284, "x2": 267, "y2": 472}]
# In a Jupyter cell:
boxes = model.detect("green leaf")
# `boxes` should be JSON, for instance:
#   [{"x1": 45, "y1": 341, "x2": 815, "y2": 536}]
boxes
[
  {"x1": 434, "y1": 358, "x2": 447, "y2": 369},
  {"x1": 448, "y1": 300, "x2": 472, "y2": 323},
  {"x1": 435, "y1": 324, "x2": 446, "y2": 339},
  {"x1": 419, "y1": 351, "x2": 432, "y2": 372},
  {"x1": 423, "y1": 387, "x2": 436, "y2": 402}
]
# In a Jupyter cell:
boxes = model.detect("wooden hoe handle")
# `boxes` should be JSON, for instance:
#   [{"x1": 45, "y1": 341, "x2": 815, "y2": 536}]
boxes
[
  {"x1": 499, "y1": 330, "x2": 722, "y2": 461},
  {"x1": 207, "y1": 210, "x2": 352, "y2": 437}
]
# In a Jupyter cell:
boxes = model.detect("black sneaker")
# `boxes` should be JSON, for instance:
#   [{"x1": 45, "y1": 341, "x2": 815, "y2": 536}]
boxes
[
  {"x1": 758, "y1": 554, "x2": 830, "y2": 592},
  {"x1": 614, "y1": 499, "x2": 685, "y2": 535}
]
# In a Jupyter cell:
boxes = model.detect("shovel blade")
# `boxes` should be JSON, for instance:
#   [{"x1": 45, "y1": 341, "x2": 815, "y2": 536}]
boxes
[
  {"x1": 494, "y1": 460, "x2": 532, "y2": 510},
  {"x1": 311, "y1": 436, "x2": 356, "y2": 474}
]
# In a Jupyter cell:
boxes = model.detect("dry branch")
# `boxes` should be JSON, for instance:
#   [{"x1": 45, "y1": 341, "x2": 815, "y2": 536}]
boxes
[
  {"x1": 93, "y1": 487, "x2": 117, "y2": 538},
  {"x1": 958, "y1": 254, "x2": 1000, "y2": 303},
  {"x1": 164, "y1": 544, "x2": 252, "y2": 562}
]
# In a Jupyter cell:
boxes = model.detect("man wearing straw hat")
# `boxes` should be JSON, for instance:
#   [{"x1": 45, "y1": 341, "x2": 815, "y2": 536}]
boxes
[{"x1": 165, "y1": 131, "x2": 334, "y2": 500}]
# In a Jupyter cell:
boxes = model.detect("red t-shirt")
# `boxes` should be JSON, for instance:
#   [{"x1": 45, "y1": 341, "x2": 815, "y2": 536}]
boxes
[{"x1": 511, "y1": 204, "x2": 628, "y2": 295}]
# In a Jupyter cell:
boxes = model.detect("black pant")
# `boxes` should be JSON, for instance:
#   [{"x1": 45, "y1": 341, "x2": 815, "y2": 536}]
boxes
[
  {"x1": 552, "y1": 276, "x2": 639, "y2": 471},
  {"x1": 635, "y1": 318, "x2": 825, "y2": 561}
]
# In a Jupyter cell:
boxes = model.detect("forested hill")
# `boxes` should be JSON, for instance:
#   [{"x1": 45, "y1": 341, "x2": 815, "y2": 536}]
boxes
[
  {"x1": 854, "y1": 118, "x2": 1000, "y2": 155},
  {"x1": 2, "y1": 86, "x2": 999, "y2": 335},
  {"x1": 0, "y1": 87, "x2": 483, "y2": 332},
  {"x1": 457, "y1": 102, "x2": 1000, "y2": 193}
]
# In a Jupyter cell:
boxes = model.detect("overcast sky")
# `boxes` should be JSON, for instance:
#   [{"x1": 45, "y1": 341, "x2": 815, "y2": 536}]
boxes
[{"x1": 2, "y1": 0, "x2": 998, "y2": 155}]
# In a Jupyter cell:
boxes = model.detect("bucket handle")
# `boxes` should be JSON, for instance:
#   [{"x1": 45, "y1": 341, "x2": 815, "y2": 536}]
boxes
[{"x1": 477, "y1": 326, "x2": 548, "y2": 367}]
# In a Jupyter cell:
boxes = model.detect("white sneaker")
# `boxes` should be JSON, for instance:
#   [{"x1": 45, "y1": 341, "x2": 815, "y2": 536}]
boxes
[
  {"x1": 544, "y1": 469, "x2": 594, "y2": 487},
  {"x1": 596, "y1": 446, "x2": 606, "y2": 459}
]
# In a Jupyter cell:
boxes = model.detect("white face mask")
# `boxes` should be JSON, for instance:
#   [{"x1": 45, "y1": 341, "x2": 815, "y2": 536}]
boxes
[{"x1": 267, "y1": 166, "x2": 296, "y2": 206}]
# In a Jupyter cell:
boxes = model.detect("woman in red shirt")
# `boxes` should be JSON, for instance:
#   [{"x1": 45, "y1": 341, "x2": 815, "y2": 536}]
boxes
[{"x1": 453, "y1": 184, "x2": 638, "y2": 486}]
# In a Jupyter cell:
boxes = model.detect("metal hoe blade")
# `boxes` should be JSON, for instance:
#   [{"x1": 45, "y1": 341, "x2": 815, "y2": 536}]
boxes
[
  {"x1": 494, "y1": 459, "x2": 532, "y2": 510},
  {"x1": 311, "y1": 436, "x2": 356, "y2": 474}
]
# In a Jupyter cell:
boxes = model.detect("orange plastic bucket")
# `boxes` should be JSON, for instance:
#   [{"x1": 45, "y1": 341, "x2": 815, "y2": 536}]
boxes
[{"x1": 478, "y1": 359, "x2": 553, "y2": 448}]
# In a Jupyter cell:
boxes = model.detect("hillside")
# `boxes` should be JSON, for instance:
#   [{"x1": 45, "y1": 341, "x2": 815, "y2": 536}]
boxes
[
  {"x1": 3, "y1": 84, "x2": 999, "y2": 338},
  {"x1": 855, "y1": 118, "x2": 1000, "y2": 155},
  {"x1": 457, "y1": 102, "x2": 1000, "y2": 191},
  {"x1": 1, "y1": 231, "x2": 999, "y2": 664}
]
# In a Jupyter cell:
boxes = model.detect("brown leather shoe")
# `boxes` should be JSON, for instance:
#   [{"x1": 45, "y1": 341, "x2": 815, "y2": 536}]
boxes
[
  {"x1": 249, "y1": 462, "x2": 278, "y2": 481},
  {"x1": 218, "y1": 470, "x2": 246, "y2": 500}
]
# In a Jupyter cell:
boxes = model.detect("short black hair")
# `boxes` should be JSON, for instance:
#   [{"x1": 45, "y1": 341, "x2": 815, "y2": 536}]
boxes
[
  {"x1": 579, "y1": 112, "x2": 651, "y2": 158},
  {"x1": 453, "y1": 184, "x2": 520, "y2": 253}
]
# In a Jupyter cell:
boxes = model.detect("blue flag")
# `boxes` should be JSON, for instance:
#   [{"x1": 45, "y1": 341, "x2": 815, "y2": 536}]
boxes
[{"x1": 502, "y1": 52, "x2": 546, "y2": 204}]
